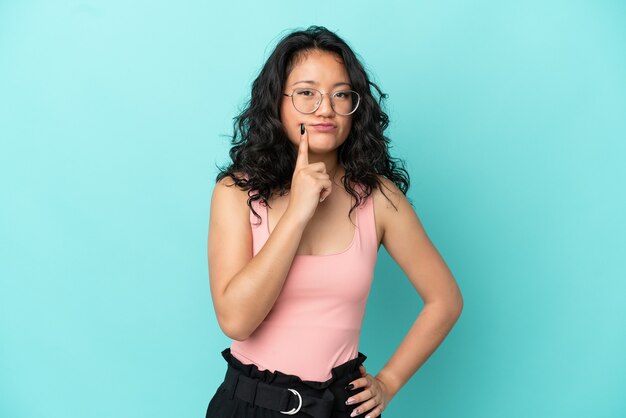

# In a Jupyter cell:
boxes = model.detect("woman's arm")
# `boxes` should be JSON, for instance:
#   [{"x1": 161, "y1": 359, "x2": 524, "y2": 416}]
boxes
[
  {"x1": 371, "y1": 176, "x2": 464, "y2": 400},
  {"x1": 209, "y1": 132, "x2": 333, "y2": 341},
  {"x1": 208, "y1": 176, "x2": 307, "y2": 341}
]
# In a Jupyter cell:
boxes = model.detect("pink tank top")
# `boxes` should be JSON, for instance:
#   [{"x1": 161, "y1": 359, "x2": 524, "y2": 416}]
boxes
[{"x1": 230, "y1": 183, "x2": 379, "y2": 381}]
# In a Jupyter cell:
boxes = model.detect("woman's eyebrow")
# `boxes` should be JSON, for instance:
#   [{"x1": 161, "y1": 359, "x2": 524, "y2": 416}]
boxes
[{"x1": 291, "y1": 80, "x2": 352, "y2": 88}]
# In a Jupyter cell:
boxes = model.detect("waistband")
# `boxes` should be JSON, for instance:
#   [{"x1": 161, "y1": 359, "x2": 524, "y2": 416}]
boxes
[{"x1": 220, "y1": 348, "x2": 368, "y2": 417}]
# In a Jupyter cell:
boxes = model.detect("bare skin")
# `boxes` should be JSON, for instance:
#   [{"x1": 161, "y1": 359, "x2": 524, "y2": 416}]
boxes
[{"x1": 208, "y1": 49, "x2": 463, "y2": 418}]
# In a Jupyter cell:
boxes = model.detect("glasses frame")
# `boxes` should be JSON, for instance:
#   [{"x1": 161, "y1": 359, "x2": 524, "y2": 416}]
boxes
[{"x1": 282, "y1": 87, "x2": 361, "y2": 116}]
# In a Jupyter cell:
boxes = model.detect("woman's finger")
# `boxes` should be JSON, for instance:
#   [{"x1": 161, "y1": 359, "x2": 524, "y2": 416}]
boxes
[
  {"x1": 294, "y1": 123, "x2": 309, "y2": 169},
  {"x1": 346, "y1": 387, "x2": 373, "y2": 404},
  {"x1": 349, "y1": 395, "x2": 380, "y2": 418},
  {"x1": 319, "y1": 179, "x2": 332, "y2": 202},
  {"x1": 348, "y1": 376, "x2": 369, "y2": 390},
  {"x1": 363, "y1": 405, "x2": 384, "y2": 418}
]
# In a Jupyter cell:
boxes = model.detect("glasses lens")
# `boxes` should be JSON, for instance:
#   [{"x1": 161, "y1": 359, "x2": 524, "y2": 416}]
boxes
[
  {"x1": 292, "y1": 88, "x2": 321, "y2": 113},
  {"x1": 332, "y1": 90, "x2": 360, "y2": 115}
]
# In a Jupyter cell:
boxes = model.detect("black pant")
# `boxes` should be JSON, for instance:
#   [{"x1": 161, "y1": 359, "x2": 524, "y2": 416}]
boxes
[{"x1": 205, "y1": 348, "x2": 381, "y2": 418}]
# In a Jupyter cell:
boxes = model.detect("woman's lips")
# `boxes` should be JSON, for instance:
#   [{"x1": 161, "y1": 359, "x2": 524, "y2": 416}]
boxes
[{"x1": 311, "y1": 124, "x2": 336, "y2": 132}]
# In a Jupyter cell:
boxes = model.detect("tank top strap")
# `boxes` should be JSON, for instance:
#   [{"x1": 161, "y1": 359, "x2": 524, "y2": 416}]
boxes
[
  {"x1": 354, "y1": 182, "x2": 379, "y2": 257},
  {"x1": 249, "y1": 195, "x2": 263, "y2": 228}
]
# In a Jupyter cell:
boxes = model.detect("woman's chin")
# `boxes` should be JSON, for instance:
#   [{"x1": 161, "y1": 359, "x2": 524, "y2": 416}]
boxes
[{"x1": 307, "y1": 136, "x2": 340, "y2": 150}]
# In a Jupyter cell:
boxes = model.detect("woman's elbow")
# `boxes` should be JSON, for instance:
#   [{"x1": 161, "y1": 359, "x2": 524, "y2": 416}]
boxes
[
  {"x1": 447, "y1": 290, "x2": 464, "y2": 321},
  {"x1": 427, "y1": 291, "x2": 463, "y2": 319},
  {"x1": 216, "y1": 313, "x2": 252, "y2": 341},
  {"x1": 453, "y1": 294, "x2": 464, "y2": 317}
]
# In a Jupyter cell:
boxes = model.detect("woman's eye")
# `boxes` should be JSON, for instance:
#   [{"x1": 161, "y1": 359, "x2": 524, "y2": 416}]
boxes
[
  {"x1": 296, "y1": 90, "x2": 315, "y2": 96},
  {"x1": 334, "y1": 92, "x2": 347, "y2": 98}
]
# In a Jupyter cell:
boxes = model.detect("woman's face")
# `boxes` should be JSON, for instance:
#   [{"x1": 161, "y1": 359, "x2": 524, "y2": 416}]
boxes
[{"x1": 280, "y1": 49, "x2": 354, "y2": 155}]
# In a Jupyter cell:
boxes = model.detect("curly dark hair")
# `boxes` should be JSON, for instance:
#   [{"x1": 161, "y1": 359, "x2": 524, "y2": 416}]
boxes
[{"x1": 215, "y1": 25, "x2": 410, "y2": 224}]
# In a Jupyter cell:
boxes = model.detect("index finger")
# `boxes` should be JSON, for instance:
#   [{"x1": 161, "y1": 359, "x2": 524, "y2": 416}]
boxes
[{"x1": 295, "y1": 123, "x2": 308, "y2": 168}]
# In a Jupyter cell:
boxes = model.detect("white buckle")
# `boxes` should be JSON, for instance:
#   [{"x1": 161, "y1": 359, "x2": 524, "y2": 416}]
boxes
[{"x1": 279, "y1": 388, "x2": 302, "y2": 415}]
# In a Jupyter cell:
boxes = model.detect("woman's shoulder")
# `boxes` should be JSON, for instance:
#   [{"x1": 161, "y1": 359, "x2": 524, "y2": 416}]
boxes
[
  {"x1": 212, "y1": 172, "x2": 251, "y2": 207},
  {"x1": 214, "y1": 171, "x2": 250, "y2": 192},
  {"x1": 371, "y1": 175, "x2": 412, "y2": 240},
  {"x1": 371, "y1": 175, "x2": 405, "y2": 208}
]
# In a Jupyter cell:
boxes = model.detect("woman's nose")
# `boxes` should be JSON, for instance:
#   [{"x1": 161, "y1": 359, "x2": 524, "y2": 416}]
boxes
[{"x1": 315, "y1": 93, "x2": 335, "y2": 116}]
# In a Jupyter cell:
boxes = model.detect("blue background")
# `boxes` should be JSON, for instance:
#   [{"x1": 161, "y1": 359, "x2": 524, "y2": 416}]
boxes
[{"x1": 1, "y1": 1, "x2": 625, "y2": 417}]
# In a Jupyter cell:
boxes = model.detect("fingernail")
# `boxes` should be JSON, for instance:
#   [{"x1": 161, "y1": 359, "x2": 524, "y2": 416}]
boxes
[
  {"x1": 345, "y1": 383, "x2": 354, "y2": 390},
  {"x1": 300, "y1": 123, "x2": 305, "y2": 135},
  {"x1": 345, "y1": 397, "x2": 354, "y2": 405},
  {"x1": 350, "y1": 409, "x2": 359, "y2": 417}
]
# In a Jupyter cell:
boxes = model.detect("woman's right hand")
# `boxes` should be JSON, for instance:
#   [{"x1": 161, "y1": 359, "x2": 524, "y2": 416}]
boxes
[{"x1": 285, "y1": 124, "x2": 333, "y2": 225}]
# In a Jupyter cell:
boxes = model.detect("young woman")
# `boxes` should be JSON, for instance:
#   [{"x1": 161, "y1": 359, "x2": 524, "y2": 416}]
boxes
[{"x1": 206, "y1": 26, "x2": 463, "y2": 418}]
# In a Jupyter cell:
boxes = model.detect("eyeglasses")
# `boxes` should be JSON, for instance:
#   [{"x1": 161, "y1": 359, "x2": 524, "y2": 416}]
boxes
[{"x1": 283, "y1": 88, "x2": 361, "y2": 116}]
